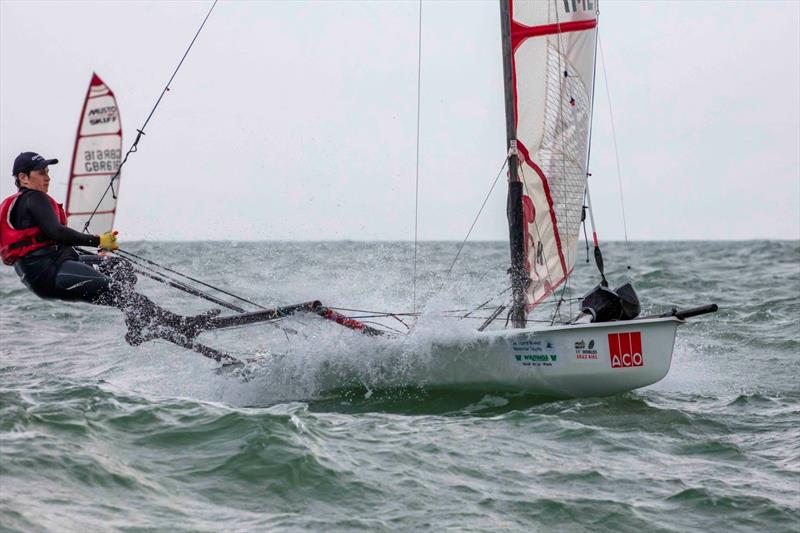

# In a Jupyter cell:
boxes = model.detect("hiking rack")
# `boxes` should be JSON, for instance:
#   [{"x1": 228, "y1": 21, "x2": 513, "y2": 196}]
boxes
[{"x1": 126, "y1": 300, "x2": 384, "y2": 366}]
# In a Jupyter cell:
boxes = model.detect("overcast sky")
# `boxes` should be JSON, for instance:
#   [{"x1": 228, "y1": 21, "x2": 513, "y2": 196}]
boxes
[{"x1": 1, "y1": 0, "x2": 798, "y2": 241}]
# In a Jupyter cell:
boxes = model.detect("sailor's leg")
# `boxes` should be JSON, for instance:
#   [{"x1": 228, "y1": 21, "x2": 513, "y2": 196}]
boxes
[
  {"x1": 77, "y1": 253, "x2": 138, "y2": 288},
  {"x1": 119, "y1": 291, "x2": 220, "y2": 346},
  {"x1": 49, "y1": 259, "x2": 116, "y2": 304},
  {"x1": 40, "y1": 254, "x2": 217, "y2": 346}
]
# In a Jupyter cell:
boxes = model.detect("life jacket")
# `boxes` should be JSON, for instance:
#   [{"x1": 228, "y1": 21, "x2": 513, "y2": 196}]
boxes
[{"x1": 0, "y1": 190, "x2": 67, "y2": 265}]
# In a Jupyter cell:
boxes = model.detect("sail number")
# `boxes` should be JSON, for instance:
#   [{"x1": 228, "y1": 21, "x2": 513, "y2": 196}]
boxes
[{"x1": 82, "y1": 149, "x2": 121, "y2": 173}]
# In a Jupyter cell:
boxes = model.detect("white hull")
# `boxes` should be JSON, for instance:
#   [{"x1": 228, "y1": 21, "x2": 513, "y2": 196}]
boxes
[{"x1": 423, "y1": 317, "x2": 682, "y2": 398}]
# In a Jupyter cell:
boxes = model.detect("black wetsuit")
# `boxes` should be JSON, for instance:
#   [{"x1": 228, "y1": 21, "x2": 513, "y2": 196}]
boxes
[
  {"x1": 10, "y1": 188, "x2": 214, "y2": 346},
  {"x1": 10, "y1": 188, "x2": 117, "y2": 303}
]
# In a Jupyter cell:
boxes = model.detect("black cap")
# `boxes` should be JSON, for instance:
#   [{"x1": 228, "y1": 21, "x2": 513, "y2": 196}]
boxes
[{"x1": 12, "y1": 152, "x2": 59, "y2": 176}]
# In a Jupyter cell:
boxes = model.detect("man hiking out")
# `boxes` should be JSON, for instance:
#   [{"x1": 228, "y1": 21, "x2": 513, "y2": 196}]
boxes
[{"x1": 0, "y1": 151, "x2": 215, "y2": 345}]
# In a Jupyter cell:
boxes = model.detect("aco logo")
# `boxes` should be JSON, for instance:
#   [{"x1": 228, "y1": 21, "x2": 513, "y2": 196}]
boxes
[{"x1": 608, "y1": 332, "x2": 643, "y2": 368}]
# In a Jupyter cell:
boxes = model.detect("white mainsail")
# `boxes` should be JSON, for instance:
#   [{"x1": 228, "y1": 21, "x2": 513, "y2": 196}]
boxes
[
  {"x1": 509, "y1": 0, "x2": 598, "y2": 310},
  {"x1": 66, "y1": 73, "x2": 122, "y2": 235}
]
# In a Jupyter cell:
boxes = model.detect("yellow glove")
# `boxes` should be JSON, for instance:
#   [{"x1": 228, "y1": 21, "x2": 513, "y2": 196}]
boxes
[{"x1": 98, "y1": 230, "x2": 119, "y2": 251}]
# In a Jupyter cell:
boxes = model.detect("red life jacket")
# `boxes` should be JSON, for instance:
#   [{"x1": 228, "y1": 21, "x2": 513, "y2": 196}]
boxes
[{"x1": 0, "y1": 190, "x2": 67, "y2": 265}]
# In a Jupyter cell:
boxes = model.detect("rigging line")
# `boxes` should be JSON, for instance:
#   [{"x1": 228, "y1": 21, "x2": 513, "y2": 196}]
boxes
[
  {"x1": 388, "y1": 313, "x2": 412, "y2": 330},
  {"x1": 75, "y1": 247, "x2": 205, "y2": 301},
  {"x1": 551, "y1": 275, "x2": 572, "y2": 325},
  {"x1": 327, "y1": 307, "x2": 419, "y2": 317},
  {"x1": 113, "y1": 252, "x2": 297, "y2": 334},
  {"x1": 359, "y1": 320, "x2": 407, "y2": 335},
  {"x1": 581, "y1": 189, "x2": 590, "y2": 263},
  {"x1": 598, "y1": 34, "x2": 632, "y2": 272},
  {"x1": 412, "y1": 0, "x2": 423, "y2": 315},
  {"x1": 580, "y1": 7, "x2": 609, "y2": 287},
  {"x1": 462, "y1": 286, "x2": 512, "y2": 318},
  {"x1": 111, "y1": 251, "x2": 248, "y2": 311},
  {"x1": 469, "y1": 314, "x2": 556, "y2": 324},
  {"x1": 117, "y1": 251, "x2": 240, "y2": 306},
  {"x1": 134, "y1": 265, "x2": 247, "y2": 313},
  {"x1": 117, "y1": 249, "x2": 264, "y2": 310},
  {"x1": 345, "y1": 314, "x2": 411, "y2": 321},
  {"x1": 116, "y1": 249, "x2": 268, "y2": 310},
  {"x1": 443, "y1": 156, "x2": 508, "y2": 279},
  {"x1": 89, "y1": 249, "x2": 249, "y2": 312},
  {"x1": 552, "y1": 0, "x2": 573, "y2": 320},
  {"x1": 81, "y1": 0, "x2": 219, "y2": 233}
]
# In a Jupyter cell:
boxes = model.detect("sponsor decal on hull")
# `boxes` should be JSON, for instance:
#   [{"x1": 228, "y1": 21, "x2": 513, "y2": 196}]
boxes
[
  {"x1": 574, "y1": 338, "x2": 598, "y2": 360},
  {"x1": 512, "y1": 339, "x2": 559, "y2": 368},
  {"x1": 608, "y1": 331, "x2": 644, "y2": 368}
]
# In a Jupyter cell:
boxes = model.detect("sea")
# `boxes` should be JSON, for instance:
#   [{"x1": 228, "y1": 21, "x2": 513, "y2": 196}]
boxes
[{"x1": 1, "y1": 240, "x2": 798, "y2": 532}]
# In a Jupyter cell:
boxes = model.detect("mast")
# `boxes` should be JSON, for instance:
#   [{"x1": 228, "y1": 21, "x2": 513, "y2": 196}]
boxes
[{"x1": 499, "y1": 0, "x2": 527, "y2": 328}]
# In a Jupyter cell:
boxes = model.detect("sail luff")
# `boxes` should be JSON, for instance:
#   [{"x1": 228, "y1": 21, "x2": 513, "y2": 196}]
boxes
[
  {"x1": 500, "y1": 0, "x2": 528, "y2": 328},
  {"x1": 583, "y1": 19, "x2": 610, "y2": 286}
]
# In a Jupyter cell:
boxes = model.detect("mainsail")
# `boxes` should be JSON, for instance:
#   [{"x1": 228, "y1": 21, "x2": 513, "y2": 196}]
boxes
[
  {"x1": 505, "y1": 0, "x2": 598, "y2": 311},
  {"x1": 66, "y1": 73, "x2": 122, "y2": 234}
]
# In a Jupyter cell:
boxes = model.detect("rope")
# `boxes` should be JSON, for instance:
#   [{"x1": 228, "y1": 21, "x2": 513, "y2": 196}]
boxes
[
  {"x1": 117, "y1": 248, "x2": 268, "y2": 310},
  {"x1": 581, "y1": 193, "x2": 590, "y2": 264},
  {"x1": 82, "y1": 0, "x2": 219, "y2": 233},
  {"x1": 443, "y1": 157, "x2": 508, "y2": 278},
  {"x1": 461, "y1": 286, "x2": 512, "y2": 318},
  {"x1": 553, "y1": 0, "x2": 570, "y2": 320},
  {"x1": 77, "y1": 245, "x2": 253, "y2": 313},
  {"x1": 599, "y1": 34, "x2": 632, "y2": 272},
  {"x1": 412, "y1": 0, "x2": 423, "y2": 314},
  {"x1": 130, "y1": 263, "x2": 246, "y2": 313}
]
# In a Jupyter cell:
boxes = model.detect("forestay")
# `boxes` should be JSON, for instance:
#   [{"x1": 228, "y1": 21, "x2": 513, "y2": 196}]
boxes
[
  {"x1": 66, "y1": 73, "x2": 123, "y2": 234},
  {"x1": 509, "y1": 0, "x2": 598, "y2": 310}
]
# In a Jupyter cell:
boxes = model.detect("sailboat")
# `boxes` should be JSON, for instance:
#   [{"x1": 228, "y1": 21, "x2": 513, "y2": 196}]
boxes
[
  {"x1": 66, "y1": 73, "x2": 122, "y2": 235},
  {"x1": 106, "y1": 0, "x2": 717, "y2": 397}
]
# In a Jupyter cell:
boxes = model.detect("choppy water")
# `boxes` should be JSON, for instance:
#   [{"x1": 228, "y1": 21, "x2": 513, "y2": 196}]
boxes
[{"x1": 1, "y1": 241, "x2": 798, "y2": 531}]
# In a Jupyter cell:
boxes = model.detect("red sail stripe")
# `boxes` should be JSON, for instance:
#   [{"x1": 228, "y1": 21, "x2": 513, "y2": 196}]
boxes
[
  {"x1": 516, "y1": 142, "x2": 569, "y2": 279},
  {"x1": 68, "y1": 209, "x2": 115, "y2": 216},
  {"x1": 511, "y1": 18, "x2": 597, "y2": 51},
  {"x1": 80, "y1": 132, "x2": 122, "y2": 138},
  {"x1": 525, "y1": 267, "x2": 573, "y2": 312}
]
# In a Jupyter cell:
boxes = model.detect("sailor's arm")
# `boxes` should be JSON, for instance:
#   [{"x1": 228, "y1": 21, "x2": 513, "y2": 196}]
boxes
[{"x1": 26, "y1": 191, "x2": 100, "y2": 247}]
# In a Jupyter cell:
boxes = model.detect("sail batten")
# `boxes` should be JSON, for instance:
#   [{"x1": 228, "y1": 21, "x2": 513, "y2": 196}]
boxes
[
  {"x1": 505, "y1": 0, "x2": 598, "y2": 313},
  {"x1": 66, "y1": 73, "x2": 122, "y2": 235}
]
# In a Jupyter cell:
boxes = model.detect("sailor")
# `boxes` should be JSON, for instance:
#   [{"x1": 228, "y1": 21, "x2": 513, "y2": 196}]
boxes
[{"x1": 0, "y1": 151, "x2": 214, "y2": 344}]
